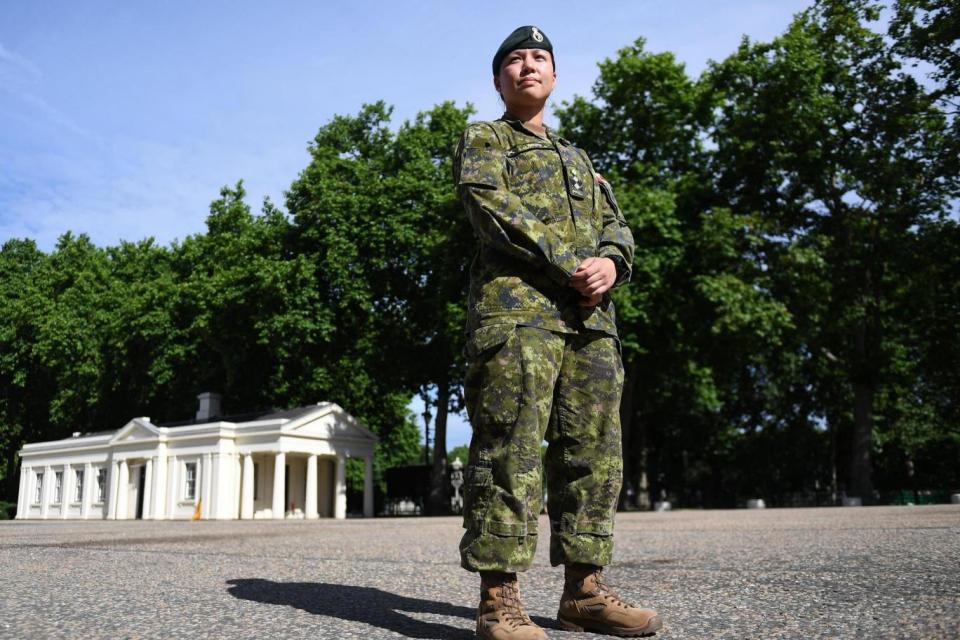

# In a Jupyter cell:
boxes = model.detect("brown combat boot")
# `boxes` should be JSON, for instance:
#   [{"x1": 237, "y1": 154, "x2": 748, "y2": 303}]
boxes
[
  {"x1": 476, "y1": 572, "x2": 548, "y2": 640},
  {"x1": 557, "y1": 564, "x2": 662, "y2": 637}
]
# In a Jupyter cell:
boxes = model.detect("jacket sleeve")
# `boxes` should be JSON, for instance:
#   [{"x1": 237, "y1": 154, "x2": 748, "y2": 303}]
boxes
[
  {"x1": 454, "y1": 122, "x2": 581, "y2": 287},
  {"x1": 596, "y1": 178, "x2": 635, "y2": 288}
]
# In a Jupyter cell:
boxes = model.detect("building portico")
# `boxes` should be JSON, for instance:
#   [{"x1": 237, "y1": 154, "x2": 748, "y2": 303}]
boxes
[{"x1": 16, "y1": 401, "x2": 377, "y2": 521}]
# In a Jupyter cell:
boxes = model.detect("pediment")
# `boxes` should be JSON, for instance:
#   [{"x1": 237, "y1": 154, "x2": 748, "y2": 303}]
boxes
[
  {"x1": 283, "y1": 404, "x2": 377, "y2": 442},
  {"x1": 110, "y1": 419, "x2": 160, "y2": 443}
]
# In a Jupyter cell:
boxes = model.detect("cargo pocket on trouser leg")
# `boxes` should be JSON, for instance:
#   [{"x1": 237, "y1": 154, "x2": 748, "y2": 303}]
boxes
[
  {"x1": 460, "y1": 509, "x2": 539, "y2": 573},
  {"x1": 549, "y1": 513, "x2": 615, "y2": 568}
]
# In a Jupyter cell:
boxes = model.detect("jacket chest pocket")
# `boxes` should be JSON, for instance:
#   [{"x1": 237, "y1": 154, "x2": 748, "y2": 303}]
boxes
[
  {"x1": 506, "y1": 143, "x2": 567, "y2": 223},
  {"x1": 505, "y1": 143, "x2": 562, "y2": 193}
]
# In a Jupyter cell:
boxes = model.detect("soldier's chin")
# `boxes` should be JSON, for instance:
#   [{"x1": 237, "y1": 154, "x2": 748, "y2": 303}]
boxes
[{"x1": 506, "y1": 90, "x2": 549, "y2": 109}]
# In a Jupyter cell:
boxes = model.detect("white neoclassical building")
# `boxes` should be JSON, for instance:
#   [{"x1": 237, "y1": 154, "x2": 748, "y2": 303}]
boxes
[{"x1": 15, "y1": 394, "x2": 378, "y2": 521}]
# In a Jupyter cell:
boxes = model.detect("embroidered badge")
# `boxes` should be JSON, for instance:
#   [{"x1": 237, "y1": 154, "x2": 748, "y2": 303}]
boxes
[
  {"x1": 531, "y1": 27, "x2": 544, "y2": 43},
  {"x1": 568, "y1": 165, "x2": 587, "y2": 199},
  {"x1": 570, "y1": 167, "x2": 583, "y2": 191}
]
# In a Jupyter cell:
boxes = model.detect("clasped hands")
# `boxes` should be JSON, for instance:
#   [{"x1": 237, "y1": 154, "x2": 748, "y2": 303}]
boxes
[{"x1": 569, "y1": 256, "x2": 617, "y2": 307}]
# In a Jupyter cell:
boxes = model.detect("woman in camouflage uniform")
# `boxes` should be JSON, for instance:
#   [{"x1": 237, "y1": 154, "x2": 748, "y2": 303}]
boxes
[{"x1": 454, "y1": 25, "x2": 662, "y2": 640}]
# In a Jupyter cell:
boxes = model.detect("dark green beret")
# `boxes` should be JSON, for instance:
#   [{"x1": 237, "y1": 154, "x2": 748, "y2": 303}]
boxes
[{"x1": 492, "y1": 26, "x2": 554, "y2": 76}]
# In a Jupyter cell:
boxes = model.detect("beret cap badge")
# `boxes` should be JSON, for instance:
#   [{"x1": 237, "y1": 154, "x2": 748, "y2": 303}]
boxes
[{"x1": 531, "y1": 27, "x2": 544, "y2": 42}]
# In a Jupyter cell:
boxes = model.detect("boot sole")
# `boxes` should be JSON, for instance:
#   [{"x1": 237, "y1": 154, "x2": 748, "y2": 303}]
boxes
[{"x1": 557, "y1": 613, "x2": 663, "y2": 637}]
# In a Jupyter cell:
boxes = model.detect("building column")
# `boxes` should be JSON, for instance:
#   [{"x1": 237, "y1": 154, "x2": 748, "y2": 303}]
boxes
[
  {"x1": 305, "y1": 454, "x2": 318, "y2": 519},
  {"x1": 153, "y1": 446, "x2": 167, "y2": 520},
  {"x1": 272, "y1": 452, "x2": 286, "y2": 519},
  {"x1": 363, "y1": 455, "x2": 374, "y2": 518},
  {"x1": 16, "y1": 465, "x2": 29, "y2": 519},
  {"x1": 107, "y1": 460, "x2": 119, "y2": 519},
  {"x1": 215, "y1": 451, "x2": 233, "y2": 520},
  {"x1": 40, "y1": 465, "x2": 52, "y2": 519},
  {"x1": 232, "y1": 455, "x2": 241, "y2": 519},
  {"x1": 201, "y1": 452, "x2": 213, "y2": 518},
  {"x1": 116, "y1": 459, "x2": 129, "y2": 520},
  {"x1": 165, "y1": 455, "x2": 177, "y2": 519},
  {"x1": 241, "y1": 454, "x2": 254, "y2": 520},
  {"x1": 61, "y1": 463, "x2": 72, "y2": 519},
  {"x1": 213, "y1": 452, "x2": 226, "y2": 519},
  {"x1": 81, "y1": 463, "x2": 92, "y2": 519},
  {"x1": 142, "y1": 458, "x2": 154, "y2": 519},
  {"x1": 334, "y1": 454, "x2": 347, "y2": 520}
]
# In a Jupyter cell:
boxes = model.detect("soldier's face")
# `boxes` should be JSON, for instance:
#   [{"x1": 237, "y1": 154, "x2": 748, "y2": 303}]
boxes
[{"x1": 494, "y1": 48, "x2": 556, "y2": 110}]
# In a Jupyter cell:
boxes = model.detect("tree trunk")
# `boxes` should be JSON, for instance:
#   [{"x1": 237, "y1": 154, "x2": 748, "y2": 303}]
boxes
[
  {"x1": 618, "y1": 357, "x2": 635, "y2": 510},
  {"x1": 619, "y1": 357, "x2": 649, "y2": 510},
  {"x1": 427, "y1": 377, "x2": 450, "y2": 515},
  {"x1": 848, "y1": 316, "x2": 876, "y2": 503},
  {"x1": 828, "y1": 415, "x2": 838, "y2": 506},
  {"x1": 849, "y1": 379, "x2": 875, "y2": 502}
]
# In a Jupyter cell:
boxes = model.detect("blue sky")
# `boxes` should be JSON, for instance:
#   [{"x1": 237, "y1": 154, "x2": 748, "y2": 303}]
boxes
[{"x1": 1, "y1": 0, "x2": 812, "y2": 448}]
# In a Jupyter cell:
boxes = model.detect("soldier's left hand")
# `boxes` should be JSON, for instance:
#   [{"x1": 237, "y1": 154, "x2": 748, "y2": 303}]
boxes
[
  {"x1": 570, "y1": 257, "x2": 617, "y2": 297},
  {"x1": 578, "y1": 292, "x2": 603, "y2": 307}
]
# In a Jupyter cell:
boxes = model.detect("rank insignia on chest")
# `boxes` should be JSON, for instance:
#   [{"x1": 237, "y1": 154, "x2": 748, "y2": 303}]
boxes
[{"x1": 567, "y1": 165, "x2": 587, "y2": 199}]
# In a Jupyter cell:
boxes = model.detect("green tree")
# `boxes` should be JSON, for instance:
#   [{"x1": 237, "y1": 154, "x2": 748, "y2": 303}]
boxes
[
  {"x1": 391, "y1": 103, "x2": 474, "y2": 514},
  {"x1": 286, "y1": 101, "x2": 474, "y2": 509},
  {"x1": 0, "y1": 239, "x2": 48, "y2": 501},
  {"x1": 891, "y1": 0, "x2": 960, "y2": 101},
  {"x1": 704, "y1": 0, "x2": 957, "y2": 501},
  {"x1": 557, "y1": 40, "x2": 795, "y2": 507}
]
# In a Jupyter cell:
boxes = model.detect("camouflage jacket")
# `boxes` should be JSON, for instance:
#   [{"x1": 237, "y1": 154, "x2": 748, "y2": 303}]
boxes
[{"x1": 454, "y1": 115, "x2": 635, "y2": 346}]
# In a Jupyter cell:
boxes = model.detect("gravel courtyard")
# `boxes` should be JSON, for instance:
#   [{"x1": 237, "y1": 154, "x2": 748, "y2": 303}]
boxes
[{"x1": 2, "y1": 506, "x2": 958, "y2": 639}]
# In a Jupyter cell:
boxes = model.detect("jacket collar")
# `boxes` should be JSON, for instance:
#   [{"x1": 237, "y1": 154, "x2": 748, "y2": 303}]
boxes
[{"x1": 497, "y1": 112, "x2": 564, "y2": 144}]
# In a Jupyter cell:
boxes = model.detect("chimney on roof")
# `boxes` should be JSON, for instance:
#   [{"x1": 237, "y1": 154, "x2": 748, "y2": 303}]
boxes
[{"x1": 196, "y1": 392, "x2": 222, "y2": 421}]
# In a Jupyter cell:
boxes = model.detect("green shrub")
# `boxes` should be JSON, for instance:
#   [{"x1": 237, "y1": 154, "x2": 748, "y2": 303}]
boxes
[{"x1": 0, "y1": 501, "x2": 16, "y2": 520}]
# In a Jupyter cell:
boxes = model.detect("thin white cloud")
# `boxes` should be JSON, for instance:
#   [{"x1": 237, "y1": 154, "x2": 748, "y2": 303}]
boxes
[
  {"x1": 0, "y1": 131, "x2": 298, "y2": 250},
  {"x1": 0, "y1": 41, "x2": 42, "y2": 80},
  {"x1": 0, "y1": 41, "x2": 95, "y2": 141},
  {"x1": 4, "y1": 89, "x2": 96, "y2": 141}
]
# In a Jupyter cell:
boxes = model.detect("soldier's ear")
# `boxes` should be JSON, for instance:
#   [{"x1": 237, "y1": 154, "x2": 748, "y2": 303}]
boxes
[{"x1": 493, "y1": 76, "x2": 501, "y2": 93}]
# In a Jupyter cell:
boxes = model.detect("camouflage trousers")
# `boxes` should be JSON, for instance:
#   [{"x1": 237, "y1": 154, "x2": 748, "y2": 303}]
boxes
[{"x1": 460, "y1": 324, "x2": 624, "y2": 573}]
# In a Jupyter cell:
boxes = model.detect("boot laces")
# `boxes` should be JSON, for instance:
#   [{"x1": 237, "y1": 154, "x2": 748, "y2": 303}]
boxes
[
  {"x1": 498, "y1": 580, "x2": 534, "y2": 627},
  {"x1": 591, "y1": 569, "x2": 633, "y2": 609}
]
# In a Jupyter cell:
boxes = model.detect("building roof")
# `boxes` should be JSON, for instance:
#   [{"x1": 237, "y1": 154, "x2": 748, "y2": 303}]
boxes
[
  {"x1": 19, "y1": 400, "x2": 377, "y2": 459},
  {"x1": 157, "y1": 404, "x2": 325, "y2": 428}
]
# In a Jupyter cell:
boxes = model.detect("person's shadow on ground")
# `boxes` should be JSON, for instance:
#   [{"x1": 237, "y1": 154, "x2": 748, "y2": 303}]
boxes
[{"x1": 226, "y1": 578, "x2": 554, "y2": 639}]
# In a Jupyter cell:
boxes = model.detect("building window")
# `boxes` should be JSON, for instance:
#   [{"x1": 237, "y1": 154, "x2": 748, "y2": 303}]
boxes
[
  {"x1": 253, "y1": 462, "x2": 259, "y2": 501},
  {"x1": 34, "y1": 472, "x2": 44, "y2": 504},
  {"x1": 96, "y1": 468, "x2": 107, "y2": 503},
  {"x1": 53, "y1": 471, "x2": 63, "y2": 504},
  {"x1": 184, "y1": 462, "x2": 197, "y2": 501},
  {"x1": 74, "y1": 469, "x2": 84, "y2": 503}
]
